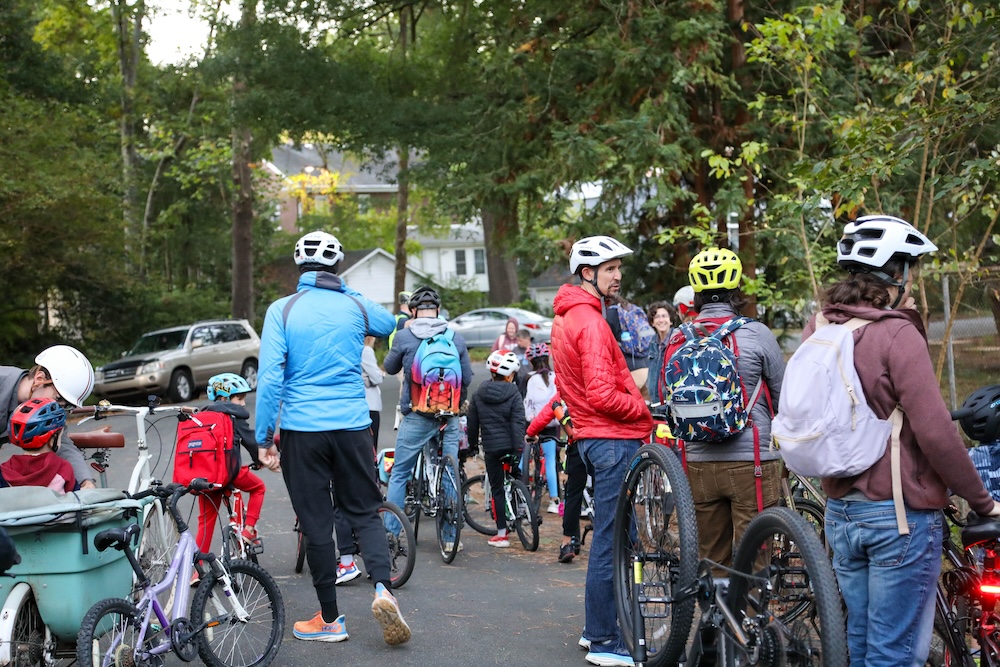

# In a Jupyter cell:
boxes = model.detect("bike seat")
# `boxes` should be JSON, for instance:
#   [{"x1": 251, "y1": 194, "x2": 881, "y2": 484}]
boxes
[
  {"x1": 961, "y1": 512, "x2": 1000, "y2": 548},
  {"x1": 71, "y1": 431, "x2": 126, "y2": 449},
  {"x1": 94, "y1": 523, "x2": 140, "y2": 552}
]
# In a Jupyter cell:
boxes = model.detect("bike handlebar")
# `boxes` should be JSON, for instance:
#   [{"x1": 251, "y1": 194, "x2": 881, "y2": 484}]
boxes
[{"x1": 70, "y1": 404, "x2": 199, "y2": 416}]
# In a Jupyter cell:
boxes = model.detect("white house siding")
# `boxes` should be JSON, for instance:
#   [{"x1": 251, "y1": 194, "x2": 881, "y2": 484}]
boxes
[{"x1": 341, "y1": 251, "x2": 428, "y2": 310}]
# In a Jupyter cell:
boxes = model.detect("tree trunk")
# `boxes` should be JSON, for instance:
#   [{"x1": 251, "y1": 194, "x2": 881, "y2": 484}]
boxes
[
  {"x1": 394, "y1": 148, "x2": 410, "y2": 311},
  {"x1": 230, "y1": 0, "x2": 255, "y2": 322},
  {"x1": 729, "y1": 0, "x2": 757, "y2": 317},
  {"x1": 481, "y1": 193, "x2": 520, "y2": 305},
  {"x1": 111, "y1": 0, "x2": 144, "y2": 275}
]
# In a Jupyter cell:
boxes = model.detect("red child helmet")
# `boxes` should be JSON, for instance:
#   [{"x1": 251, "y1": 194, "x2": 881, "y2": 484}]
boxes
[{"x1": 9, "y1": 398, "x2": 67, "y2": 450}]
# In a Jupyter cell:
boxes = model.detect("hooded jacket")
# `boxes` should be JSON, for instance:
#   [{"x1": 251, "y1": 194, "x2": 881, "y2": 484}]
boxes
[
  {"x1": 383, "y1": 318, "x2": 474, "y2": 416},
  {"x1": 550, "y1": 284, "x2": 652, "y2": 440},
  {"x1": 660, "y1": 302, "x2": 786, "y2": 462},
  {"x1": 1, "y1": 451, "x2": 75, "y2": 493},
  {"x1": 804, "y1": 304, "x2": 993, "y2": 515},
  {"x1": 203, "y1": 401, "x2": 261, "y2": 466},
  {"x1": 255, "y1": 271, "x2": 396, "y2": 442},
  {"x1": 467, "y1": 379, "x2": 525, "y2": 454}
]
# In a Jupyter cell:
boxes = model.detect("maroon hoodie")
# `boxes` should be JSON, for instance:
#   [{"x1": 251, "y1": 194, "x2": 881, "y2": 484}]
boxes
[
  {"x1": 1, "y1": 451, "x2": 75, "y2": 494},
  {"x1": 803, "y1": 304, "x2": 992, "y2": 515}
]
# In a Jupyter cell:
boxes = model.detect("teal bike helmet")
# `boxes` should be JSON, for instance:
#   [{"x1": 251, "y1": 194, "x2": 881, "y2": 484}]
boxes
[{"x1": 208, "y1": 373, "x2": 252, "y2": 401}]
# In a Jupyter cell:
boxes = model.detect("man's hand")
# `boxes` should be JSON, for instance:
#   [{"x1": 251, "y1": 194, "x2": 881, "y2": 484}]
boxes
[{"x1": 258, "y1": 445, "x2": 281, "y2": 472}]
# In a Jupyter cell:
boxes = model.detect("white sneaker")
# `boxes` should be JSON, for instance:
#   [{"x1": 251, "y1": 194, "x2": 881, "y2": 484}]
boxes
[
  {"x1": 444, "y1": 541, "x2": 464, "y2": 553},
  {"x1": 547, "y1": 501, "x2": 561, "y2": 514}
]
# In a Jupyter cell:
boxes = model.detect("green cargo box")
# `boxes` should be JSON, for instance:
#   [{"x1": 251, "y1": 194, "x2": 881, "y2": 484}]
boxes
[{"x1": 0, "y1": 488, "x2": 145, "y2": 641}]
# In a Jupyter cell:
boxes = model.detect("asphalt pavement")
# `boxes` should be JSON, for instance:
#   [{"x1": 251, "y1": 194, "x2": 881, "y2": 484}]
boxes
[{"x1": 60, "y1": 372, "x2": 596, "y2": 667}]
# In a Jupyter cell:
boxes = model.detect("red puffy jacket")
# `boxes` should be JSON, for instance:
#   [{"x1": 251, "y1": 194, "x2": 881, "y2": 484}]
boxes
[{"x1": 550, "y1": 284, "x2": 652, "y2": 441}]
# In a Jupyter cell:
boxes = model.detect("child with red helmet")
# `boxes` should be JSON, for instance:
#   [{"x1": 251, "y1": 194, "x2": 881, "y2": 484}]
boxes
[{"x1": 1, "y1": 398, "x2": 75, "y2": 493}]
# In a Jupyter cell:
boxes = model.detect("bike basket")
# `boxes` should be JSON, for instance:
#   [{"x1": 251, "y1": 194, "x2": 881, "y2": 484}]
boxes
[{"x1": 377, "y1": 448, "x2": 395, "y2": 485}]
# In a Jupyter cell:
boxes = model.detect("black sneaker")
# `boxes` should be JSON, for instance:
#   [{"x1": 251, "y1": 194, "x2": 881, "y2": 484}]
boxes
[
  {"x1": 559, "y1": 543, "x2": 576, "y2": 563},
  {"x1": 572, "y1": 537, "x2": 581, "y2": 556}
]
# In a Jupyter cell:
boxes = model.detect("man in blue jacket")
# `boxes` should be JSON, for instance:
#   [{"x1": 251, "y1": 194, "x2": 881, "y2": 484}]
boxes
[
  {"x1": 256, "y1": 231, "x2": 410, "y2": 647},
  {"x1": 383, "y1": 286, "x2": 473, "y2": 549}
]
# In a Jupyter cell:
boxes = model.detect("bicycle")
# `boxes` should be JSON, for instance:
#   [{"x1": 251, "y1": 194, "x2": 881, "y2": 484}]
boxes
[
  {"x1": 220, "y1": 483, "x2": 263, "y2": 565},
  {"x1": 76, "y1": 479, "x2": 284, "y2": 667},
  {"x1": 613, "y1": 444, "x2": 846, "y2": 667},
  {"x1": 292, "y1": 501, "x2": 416, "y2": 588},
  {"x1": 461, "y1": 453, "x2": 539, "y2": 550},
  {"x1": 70, "y1": 399, "x2": 197, "y2": 599},
  {"x1": 523, "y1": 435, "x2": 563, "y2": 517},
  {"x1": 401, "y1": 411, "x2": 463, "y2": 564}
]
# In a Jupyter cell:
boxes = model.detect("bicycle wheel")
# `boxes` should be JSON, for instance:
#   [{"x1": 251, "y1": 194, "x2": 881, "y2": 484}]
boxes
[
  {"x1": 462, "y1": 474, "x2": 499, "y2": 536},
  {"x1": 436, "y1": 454, "x2": 463, "y2": 564},
  {"x1": 294, "y1": 520, "x2": 307, "y2": 574},
  {"x1": 725, "y1": 506, "x2": 847, "y2": 667},
  {"x1": 790, "y1": 498, "x2": 827, "y2": 550},
  {"x1": 138, "y1": 499, "x2": 179, "y2": 600},
  {"x1": 510, "y1": 479, "x2": 540, "y2": 551},
  {"x1": 77, "y1": 598, "x2": 150, "y2": 667},
  {"x1": 225, "y1": 525, "x2": 248, "y2": 565},
  {"x1": 378, "y1": 501, "x2": 416, "y2": 588},
  {"x1": 613, "y1": 444, "x2": 698, "y2": 667},
  {"x1": 523, "y1": 440, "x2": 545, "y2": 516},
  {"x1": 191, "y1": 559, "x2": 285, "y2": 667},
  {"x1": 404, "y1": 476, "x2": 422, "y2": 542},
  {"x1": 6, "y1": 586, "x2": 46, "y2": 667}
]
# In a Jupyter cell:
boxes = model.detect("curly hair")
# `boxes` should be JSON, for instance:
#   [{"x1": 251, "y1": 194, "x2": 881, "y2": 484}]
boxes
[
  {"x1": 824, "y1": 258, "x2": 909, "y2": 309},
  {"x1": 646, "y1": 301, "x2": 679, "y2": 328}
]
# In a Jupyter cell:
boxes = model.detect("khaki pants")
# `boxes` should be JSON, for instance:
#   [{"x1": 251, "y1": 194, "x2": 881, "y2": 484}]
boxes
[{"x1": 686, "y1": 459, "x2": 783, "y2": 569}]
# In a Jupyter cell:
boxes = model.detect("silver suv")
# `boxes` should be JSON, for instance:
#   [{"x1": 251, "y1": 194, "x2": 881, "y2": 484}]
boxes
[{"x1": 94, "y1": 320, "x2": 260, "y2": 402}]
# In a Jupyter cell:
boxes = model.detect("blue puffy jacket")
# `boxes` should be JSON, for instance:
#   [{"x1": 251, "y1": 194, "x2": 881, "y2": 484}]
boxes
[{"x1": 255, "y1": 271, "x2": 395, "y2": 442}]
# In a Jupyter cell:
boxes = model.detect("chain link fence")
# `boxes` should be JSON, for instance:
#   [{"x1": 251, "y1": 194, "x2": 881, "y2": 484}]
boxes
[{"x1": 922, "y1": 269, "x2": 1000, "y2": 410}]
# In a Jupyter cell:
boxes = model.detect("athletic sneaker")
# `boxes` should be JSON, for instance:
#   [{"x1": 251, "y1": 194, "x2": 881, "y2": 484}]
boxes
[
  {"x1": 579, "y1": 636, "x2": 591, "y2": 649},
  {"x1": 371, "y1": 583, "x2": 411, "y2": 645},
  {"x1": 444, "y1": 541, "x2": 465, "y2": 553},
  {"x1": 240, "y1": 526, "x2": 259, "y2": 544},
  {"x1": 488, "y1": 535, "x2": 510, "y2": 548},
  {"x1": 336, "y1": 562, "x2": 362, "y2": 585},
  {"x1": 547, "y1": 500, "x2": 561, "y2": 514},
  {"x1": 586, "y1": 641, "x2": 635, "y2": 667},
  {"x1": 293, "y1": 612, "x2": 349, "y2": 642},
  {"x1": 558, "y1": 543, "x2": 575, "y2": 563}
]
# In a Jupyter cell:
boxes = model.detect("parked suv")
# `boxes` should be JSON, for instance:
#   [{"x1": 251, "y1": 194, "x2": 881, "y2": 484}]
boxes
[{"x1": 94, "y1": 320, "x2": 260, "y2": 403}]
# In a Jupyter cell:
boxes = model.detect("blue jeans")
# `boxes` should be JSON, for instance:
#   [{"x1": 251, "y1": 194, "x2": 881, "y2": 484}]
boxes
[
  {"x1": 826, "y1": 498, "x2": 942, "y2": 667},
  {"x1": 578, "y1": 437, "x2": 641, "y2": 649},
  {"x1": 386, "y1": 412, "x2": 459, "y2": 540}
]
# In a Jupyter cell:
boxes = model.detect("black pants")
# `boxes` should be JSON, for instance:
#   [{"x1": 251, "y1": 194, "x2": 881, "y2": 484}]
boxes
[
  {"x1": 281, "y1": 428, "x2": 391, "y2": 618},
  {"x1": 562, "y1": 442, "x2": 588, "y2": 540},
  {"x1": 484, "y1": 449, "x2": 516, "y2": 531},
  {"x1": 370, "y1": 410, "x2": 381, "y2": 450}
]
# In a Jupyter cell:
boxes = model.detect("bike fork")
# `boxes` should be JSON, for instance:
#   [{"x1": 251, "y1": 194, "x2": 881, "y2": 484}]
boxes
[
  {"x1": 203, "y1": 557, "x2": 251, "y2": 623},
  {"x1": 632, "y1": 557, "x2": 648, "y2": 667}
]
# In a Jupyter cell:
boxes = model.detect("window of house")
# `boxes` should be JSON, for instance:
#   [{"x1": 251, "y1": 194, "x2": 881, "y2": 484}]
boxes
[
  {"x1": 474, "y1": 248, "x2": 486, "y2": 274},
  {"x1": 455, "y1": 249, "x2": 467, "y2": 276}
]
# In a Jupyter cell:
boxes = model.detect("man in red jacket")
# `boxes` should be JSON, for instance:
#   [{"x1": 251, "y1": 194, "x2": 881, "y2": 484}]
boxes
[{"x1": 551, "y1": 235, "x2": 652, "y2": 667}]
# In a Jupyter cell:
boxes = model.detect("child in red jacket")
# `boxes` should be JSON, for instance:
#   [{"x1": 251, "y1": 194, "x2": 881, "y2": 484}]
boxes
[{"x1": 2, "y1": 398, "x2": 75, "y2": 493}]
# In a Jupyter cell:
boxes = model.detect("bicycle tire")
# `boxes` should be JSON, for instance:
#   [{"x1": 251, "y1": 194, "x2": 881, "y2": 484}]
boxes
[
  {"x1": 524, "y1": 440, "x2": 545, "y2": 516},
  {"x1": 378, "y1": 501, "x2": 416, "y2": 588},
  {"x1": 404, "y1": 476, "x2": 422, "y2": 542},
  {"x1": 294, "y1": 524, "x2": 307, "y2": 574},
  {"x1": 138, "y1": 499, "x2": 179, "y2": 603},
  {"x1": 613, "y1": 444, "x2": 698, "y2": 667},
  {"x1": 462, "y1": 474, "x2": 499, "y2": 536},
  {"x1": 76, "y1": 598, "x2": 148, "y2": 667},
  {"x1": 191, "y1": 559, "x2": 284, "y2": 667},
  {"x1": 726, "y1": 506, "x2": 847, "y2": 667},
  {"x1": 510, "y1": 479, "x2": 539, "y2": 551},
  {"x1": 7, "y1": 586, "x2": 46, "y2": 667},
  {"x1": 224, "y1": 526, "x2": 247, "y2": 565},
  {"x1": 436, "y1": 454, "x2": 463, "y2": 564}
]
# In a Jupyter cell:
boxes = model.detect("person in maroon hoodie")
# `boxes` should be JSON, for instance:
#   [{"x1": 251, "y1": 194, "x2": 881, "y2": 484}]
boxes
[
  {"x1": 1, "y1": 398, "x2": 74, "y2": 494},
  {"x1": 551, "y1": 235, "x2": 652, "y2": 667},
  {"x1": 808, "y1": 215, "x2": 1000, "y2": 667}
]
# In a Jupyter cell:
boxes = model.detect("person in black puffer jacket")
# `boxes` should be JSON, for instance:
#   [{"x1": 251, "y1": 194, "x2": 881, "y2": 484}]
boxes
[{"x1": 466, "y1": 351, "x2": 526, "y2": 548}]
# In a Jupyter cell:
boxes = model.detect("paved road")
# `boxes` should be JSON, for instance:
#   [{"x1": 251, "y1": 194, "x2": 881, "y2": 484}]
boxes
[{"x1": 58, "y1": 372, "x2": 596, "y2": 667}]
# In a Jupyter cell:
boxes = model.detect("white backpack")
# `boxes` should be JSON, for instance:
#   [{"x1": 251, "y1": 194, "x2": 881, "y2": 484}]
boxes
[{"x1": 773, "y1": 314, "x2": 907, "y2": 533}]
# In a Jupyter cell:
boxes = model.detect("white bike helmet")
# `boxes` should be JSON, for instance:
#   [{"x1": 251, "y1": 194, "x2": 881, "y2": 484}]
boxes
[
  {"x1": 294, "y1": 231, "x2": 344, "y2": 267},
  {"x1": 672, "y1": 285, "x2": 695, "y2": 316},
  {"x1": 34, "y1": 345, "x2": 95, "y2": 407},
  {"x1": 486, "y1": 351, "x2": 520, "y2": 378},
  {"x1": 569, "y1": 236, "x2": 633, "y2": 275},
  {"x1": 837, "y1": 215, "x2": 937, "y2": 276}
]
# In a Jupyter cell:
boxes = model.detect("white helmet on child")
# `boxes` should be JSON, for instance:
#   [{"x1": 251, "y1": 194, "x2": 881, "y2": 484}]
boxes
[
  {"x1": 294, "y1": 231, "x2": 344, "y2": 267},
  {"x1": 569, "y1": 236, "x2": 633, "y2": 275},
  {"x1": 486, "y1": 351, "x2": 520, "y2": 378},
  {"x1": 34, "y1": 345, "x2": 95, "y2": 407}
]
